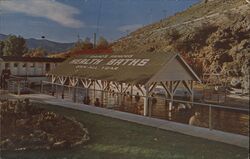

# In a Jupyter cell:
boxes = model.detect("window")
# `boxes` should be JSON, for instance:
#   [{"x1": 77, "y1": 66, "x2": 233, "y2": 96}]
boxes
[
  {"x1": 14, "y1": 63, "x2": 18, "y2": 67},
  {"x1": 45, "y1": 63, "x2": 50, "y2": 72},
  {"x1": 30, "y1": 63, "x2": 35, "y2": 68}
]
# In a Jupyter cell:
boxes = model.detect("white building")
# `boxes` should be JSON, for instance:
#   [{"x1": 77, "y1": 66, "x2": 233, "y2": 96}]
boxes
[{"x1": 0, "y1": 56, "x2": 64, "y2": 83}]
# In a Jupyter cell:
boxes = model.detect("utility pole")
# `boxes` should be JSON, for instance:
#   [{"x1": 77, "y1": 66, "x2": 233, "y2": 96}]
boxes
[
  {"x1": 93, "y1": 32, "x2": 97, "y2": 48},
  {"x1": 77, "y1": 34, "x2": 81, "y2": 42},
  {"x1": 149, "y1": 8, "x2": 153, "y2": 24},
  {"x1": 163, "y1": 9, "x2": 167, "y2": 19}
]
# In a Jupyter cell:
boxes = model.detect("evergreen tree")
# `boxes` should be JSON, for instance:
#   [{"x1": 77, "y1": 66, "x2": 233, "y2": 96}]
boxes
[
  {"x1": 3, "y1": 35, "x2": 28, "y2": 56},
  {"x1": 0, "y1": 41, "x2": 4, "y2": 56},
  {"x1": 97, "y1": 36, "x2": 109, "y2": 49}
]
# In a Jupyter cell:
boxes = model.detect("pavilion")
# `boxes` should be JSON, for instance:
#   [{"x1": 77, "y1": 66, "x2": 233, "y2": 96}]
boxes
[{"x1": 48, "y1": 52, "x2": 201, "y2": 116}]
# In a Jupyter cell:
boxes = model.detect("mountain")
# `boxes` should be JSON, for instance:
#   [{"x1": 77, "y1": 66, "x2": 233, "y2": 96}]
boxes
[
  {"x1": 26, "y1": 38, "x2": 74, "y2": 53},
  {"x1": 0, "y1": 34, "x2": 74, "y2": 53},
  {"x1": 112, "y1": 0, "x2": 250, "y2": 91},
  {"x1": 0, "y1": 34, "x2": 7, "y2": 40}
]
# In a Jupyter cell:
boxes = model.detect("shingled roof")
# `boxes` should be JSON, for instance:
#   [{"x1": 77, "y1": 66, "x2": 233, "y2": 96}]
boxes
[{"x1": 0, "y1": 56, "x2": 65, "y2": 63}]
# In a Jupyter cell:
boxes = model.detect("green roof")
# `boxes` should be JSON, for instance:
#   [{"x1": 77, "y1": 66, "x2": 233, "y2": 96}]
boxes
[{"x1": 49, "y1": 52, "x2": 199, "y2": 85}]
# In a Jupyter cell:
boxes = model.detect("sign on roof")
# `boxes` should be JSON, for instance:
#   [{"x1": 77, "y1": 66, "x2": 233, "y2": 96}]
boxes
[{"x1": 49, "y1": 53, "x2": 200, "y2": 85}]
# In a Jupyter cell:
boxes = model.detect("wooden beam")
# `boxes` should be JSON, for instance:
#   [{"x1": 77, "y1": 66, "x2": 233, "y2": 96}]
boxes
[
  {"x1": 149, "y1": 82, "x2": 157, "y2": 94},
  {"x1": 122, "y1": 83, "x2": 131, "y2": 93},
  {"x1": 160, "y1": 82, "x2": 171, "y2": 97},
  {"x1": 112, "y1": 82, "x2": 121, "y2": 92},
  {"x1": 58, "y1": 76, "x2": 67, "y2": 85},
  {"x1": 80, "y1": 79, "x2": 88, "y2": 88},
  {"x1": 182, "y1": 80, "x2": 192, "y2": 95},
  {"x1": 135, "y1": 84, "x2": 145, "y2": 96},
  {"x1": 103, "y1": 81, "x2": 110, "y2": 91},
  {"x1": 173, "y1": 81, "x2": 181, "y2": 95},
  {"x1": 52, "y1": 75, "x2": 57, "y2": 83},
  {"x1": 96, "y1": 80, "x2": 103, "y2": 90},
  {"x1": 144, "y1": 84, "x2": 149, "y2": 116},
  {"x1": 69, "y1": 77, "x2": 78, "y2": 87}
]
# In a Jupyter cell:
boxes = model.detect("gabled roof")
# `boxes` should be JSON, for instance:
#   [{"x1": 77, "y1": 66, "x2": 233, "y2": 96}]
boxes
[
  {"x1": 0, "y1": 56, "x2": 65, "y2": 63},
  {"x1": 49, "y1": 52, "x2": 201, "y2": 85}
]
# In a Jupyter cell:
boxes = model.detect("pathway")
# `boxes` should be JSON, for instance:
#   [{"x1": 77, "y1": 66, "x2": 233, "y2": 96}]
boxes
[{"x1": 8, "y1": 93, "x2": 249, "y2": 149}]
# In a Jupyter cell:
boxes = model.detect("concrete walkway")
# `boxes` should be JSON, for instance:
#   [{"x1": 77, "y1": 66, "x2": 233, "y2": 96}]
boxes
[{"x1": 9, "y1": 93, "x2": 249, "y2": 149}]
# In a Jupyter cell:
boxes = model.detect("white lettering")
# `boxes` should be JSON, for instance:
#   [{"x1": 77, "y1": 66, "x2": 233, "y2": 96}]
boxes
[
  {"x1": 113, "y1": 59, "x2": 125, "y2": 65},
  {"x1": 106, "y1": 59, "x2": 117, "y2": 65},
  {"x1": 121, "y1": 59, "x2": 133, "y2": 65},
  {"x1": 128, "y1": 59, "x2": 141, "y2": 66},
  {"x1": 93, "y1": 59, "x2": 103, "y2": 65},
  {"x1": 137, "y1": 59, "x2": 150, "y2": 66}
]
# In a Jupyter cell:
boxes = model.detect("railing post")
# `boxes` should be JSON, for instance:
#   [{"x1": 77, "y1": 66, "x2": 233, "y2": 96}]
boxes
[
  {"x1": 209, "y1": 104, "x2": 212, "y2": 130},
  {"x1": 40, "y1": 81, "x2": 43, "y2": 93},
  {"x1": 61, "y1": 85, "x2": 64, "y2": 99},
  {"x1": 17, "y1": 81, "x2": 20, "y2": 96},
  {"x1": 73, "y1": 87, "x2": 76, "y2": 102},
  {"x1": 55, "y1": 84, "x2": 58, "y2": 98}
]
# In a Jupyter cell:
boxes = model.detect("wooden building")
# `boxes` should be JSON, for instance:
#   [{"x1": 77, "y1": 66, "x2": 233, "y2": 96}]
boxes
[{"x1": 48, "y1": 52, "x2": 201, "y2": 116}]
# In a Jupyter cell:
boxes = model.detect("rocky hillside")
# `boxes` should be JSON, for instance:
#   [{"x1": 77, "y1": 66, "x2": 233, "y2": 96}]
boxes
[{"x1": 112, "y1": 0, "x2": 250, "y2": 91}]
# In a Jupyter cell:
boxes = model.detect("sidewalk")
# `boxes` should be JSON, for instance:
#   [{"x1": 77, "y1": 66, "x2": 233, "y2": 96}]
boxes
[{"x1": 10, "y1": 93, "x2": 249, "y2": 149}]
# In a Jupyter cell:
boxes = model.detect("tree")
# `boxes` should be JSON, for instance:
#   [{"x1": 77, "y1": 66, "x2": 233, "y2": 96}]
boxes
[
  {"x1": 0, "y1": 41, "x2": 4, "y2": 56},
  {"x1": 97, "y1": 36, "x2": 109, "y2": 49},
  {"x1": 3, "y1": 35, "x2": 28, "y2": 56},
  {"x1": 82, "y1": 37, "x2": 93, "y2": 49},
  {"x1": 23, "y1": 48, "x2": 47, "y2": 57}
]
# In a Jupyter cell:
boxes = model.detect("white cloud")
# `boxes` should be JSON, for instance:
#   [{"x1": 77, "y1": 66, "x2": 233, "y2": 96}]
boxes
[
  {"x1": 0, "y1": 0, "x2": 84, "y2": 28},
  {"x1": 117, "y1": 24, "x2": 143, "y2": 32}
]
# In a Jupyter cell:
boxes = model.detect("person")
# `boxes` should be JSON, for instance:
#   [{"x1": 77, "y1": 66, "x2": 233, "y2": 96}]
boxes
[
  {"x1": 94, "y1": 98, "x2": 101, "y2": 107},
  {"x1": 83, "y1": 96, "x2": 91, "y2": 105},
  {"x1": 183, "y1": 91, "x2": 189, "y2": 101},
  {"x1": 126, "y1": 91, "x2": 131, "y2": 101},
  {"x1": 189, "y1": 112, "x2": 202, "y2": 126},
  {"x1": 1, "y1": 64, "x2": 11, "y2": 90},
  {"x1": 135, "y1": 92, "x2": 140, "y2": 103},
  {"x1": 151, "y1": 93, "x2": 157, "y2": 107}
]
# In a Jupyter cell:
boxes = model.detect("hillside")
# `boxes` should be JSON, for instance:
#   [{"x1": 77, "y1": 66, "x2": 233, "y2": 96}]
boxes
[
  {"x1": 112, "y1": 0, "x2": 250, "y2": 91},
  {"x1": 0, "y1": 34, "x2": 74, "y2": 53}
]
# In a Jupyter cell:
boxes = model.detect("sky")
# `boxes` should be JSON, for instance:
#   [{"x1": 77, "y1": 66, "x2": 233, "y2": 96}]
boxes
[{"x1": 0, "y1": 0, "x2": 200, "y2": 43}]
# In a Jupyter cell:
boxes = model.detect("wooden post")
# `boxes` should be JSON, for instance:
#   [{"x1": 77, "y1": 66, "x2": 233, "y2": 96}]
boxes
[
  {"x1": 101, "y1": 81, "x2": 104, "y2": 107},
  {"x1": 73, "y1": 87, "x2": 76, "y2": 102},
  {"x1": 130, "y1": 84, "x2": 133, "y2": 107},
  {"x1": 209, "y1": 105, "x2": 212, "y2": 130},
  {"x1": 61, "y1": 84, "x2": 64, "y2": 99},
  {"x1": 143, "y1": 85, "x2": 149, "y2": 116},
  {"x1": 40, "y1": 80, "x2": 43, "y2": 93},
  {"x1": 55, "y1": 84, "x2": 58, "y2": 98},
  {"x1": 93, "y1": 80, "x2": 96, "y2": 104},
  {"x1": 169, "y1": 81, "x2": 173, "y2": 111},
  {"x1": 119, "y1": 83, "x2": 123, "y2": 106},
  {"x1": 17, "y1": 81, "x2": 20, "y2": 96},
  {"x1": 190, "y1": 81, "x2": 194, "y2": 104}
]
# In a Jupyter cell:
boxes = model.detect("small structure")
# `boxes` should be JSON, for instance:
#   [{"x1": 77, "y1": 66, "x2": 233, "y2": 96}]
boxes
[
  {"x1": 48, "y1": 52, "x2": 201, "y2": 116},
  {"x1": 0, "y1": 56, "x2": 65, "y2": 83},
  {"x1": 202, "y1": 63, "x2": 227, "y2": 103}
]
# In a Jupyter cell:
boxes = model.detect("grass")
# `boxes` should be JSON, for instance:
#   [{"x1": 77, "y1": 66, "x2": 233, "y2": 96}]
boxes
[{"x1": 2, "y1": 102, "x2": 248, "y2": 159}]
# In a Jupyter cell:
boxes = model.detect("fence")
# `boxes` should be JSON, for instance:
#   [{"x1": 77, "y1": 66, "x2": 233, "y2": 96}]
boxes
[
  {"x1": 39, "y1": 81, "x2": 249, "y2": 136},
  {"x1": 5, "y1": 76, "x2": 40, "y2": 95}
]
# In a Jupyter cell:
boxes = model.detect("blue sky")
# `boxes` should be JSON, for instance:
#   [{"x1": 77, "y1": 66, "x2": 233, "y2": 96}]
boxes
[{"x1": 0, "y1": 0, "x2": 200, "y2": 43}]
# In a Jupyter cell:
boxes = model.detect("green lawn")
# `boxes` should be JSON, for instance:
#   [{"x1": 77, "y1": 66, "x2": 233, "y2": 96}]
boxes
[{"x1": 2, "y1": 102, "x2": 248, "y2": 159}]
